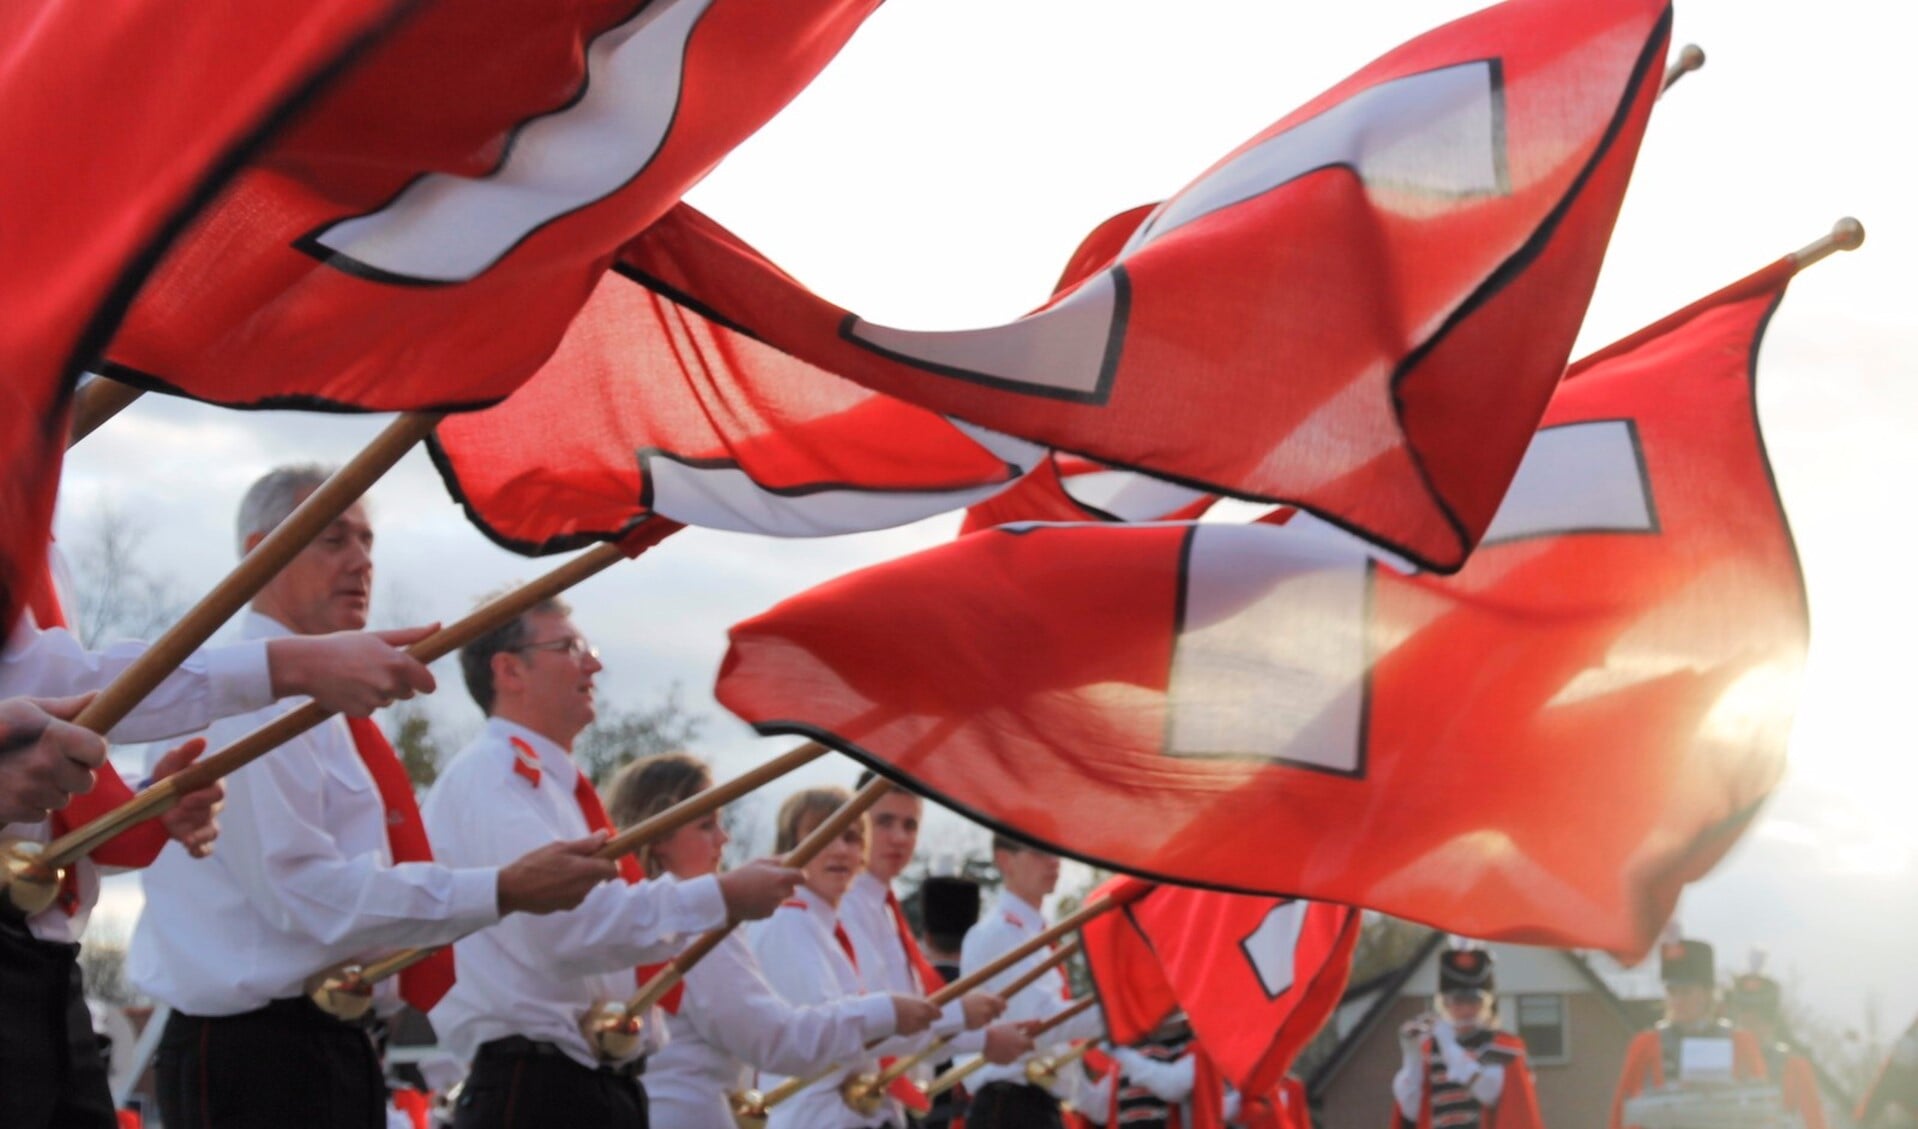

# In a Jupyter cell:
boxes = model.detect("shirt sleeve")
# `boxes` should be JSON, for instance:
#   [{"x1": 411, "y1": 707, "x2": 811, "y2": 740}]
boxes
[
  {"x1": 0, "y1": 623, "x2": 274, "y2": 744},
  {"x1": 1393, "y1": 1050, "x2": 1425, "y2": 1120},
  {"x1": 430, "y1": 777, "x2": 726, "y2": 977},
  {"x1": 1112, "y1": 1047, "x2": 1196, "y2": 1103},
  {"x1": 685, "y1": 933, "x2": 895, "y2": 1077},
  {"x1": 213, "y1": 717, "x2": 501, "y2": 957}
]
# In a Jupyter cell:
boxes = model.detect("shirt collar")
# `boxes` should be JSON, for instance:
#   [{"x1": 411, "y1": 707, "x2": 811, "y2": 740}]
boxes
[
  {"x1": 850, "y1": 870, "x2": 889, "y2": 908},
  {"x1": 997, "y1": 890, "x2": 1045, "y2": 932},
  {"x1": 792, "y1": 883, "x2": 841, "y2": 929},
  {"x1": 485, "y1": 716, "x2": 577, "y2": 787},
  {"x1": 240, "y1": 610, "x2": 296, "y2": 641}
]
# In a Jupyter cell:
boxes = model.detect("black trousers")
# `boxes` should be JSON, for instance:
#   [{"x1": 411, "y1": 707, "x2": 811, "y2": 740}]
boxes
[
  {"x1": 0, "y1": 911, "x2": 117, "y2": 1129},
  {"x1": 451, "y1": 1037, "x2": 648, "y2": 1129},
  {"x1": 966, "y1": 1081, "x2": 1063, "y2": 1129},
  {"x1": 155, "y1": 998, "x2": 385, "y2": 1129}
]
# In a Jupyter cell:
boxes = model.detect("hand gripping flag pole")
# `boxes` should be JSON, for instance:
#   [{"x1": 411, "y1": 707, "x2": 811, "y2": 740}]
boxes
[
  {"x1": 2, "y1": 411, "x2": 444, "y2": 909},
  {"x1": 1660, "y1": 43, "x2": 1706, "y2": 96},
  {"x1": 581, "y1": 776, "x2": 896, "y2": 1064},
  {"x1": 66, "y1": 376, "x2": 143, "y2": 447},
  {"x1": 0, "y1": 517, "x2": 673, "y2": 914},
  {"x1": 307, "y1": 738, "x2": 831, "y2": 1020},
  {"x1": 747, "y1": 936, "x2": 1094, "y2": 1119},
  {"x1": 925, "y1": 995, "x2": 1100, "y2": 1100}
]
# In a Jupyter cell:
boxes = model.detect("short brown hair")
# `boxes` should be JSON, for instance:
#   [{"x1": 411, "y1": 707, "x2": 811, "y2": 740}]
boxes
[
  {"x1": 606, "y1": 752, "x2": 711, "y2": 878},
  {"x1": 459, "y1": 593, "x2": 572, "y2": 715},
  {"x1": 775, "y1": 786, "x2": 855, "y2": 856}
]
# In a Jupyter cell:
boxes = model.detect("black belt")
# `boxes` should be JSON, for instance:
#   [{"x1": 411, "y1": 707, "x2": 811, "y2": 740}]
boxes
[
  {"x1": 476, "y1": 1035, "x2": 646, "y2": 1080},
  {"x1": 263, "y1": 993, "x2": 381, "y2": 1032}
]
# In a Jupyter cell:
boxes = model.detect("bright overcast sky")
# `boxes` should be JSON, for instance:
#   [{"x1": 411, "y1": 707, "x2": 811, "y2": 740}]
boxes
[{"x1": 64, "y1": 0, "x2": 1916, "y2": 1037}]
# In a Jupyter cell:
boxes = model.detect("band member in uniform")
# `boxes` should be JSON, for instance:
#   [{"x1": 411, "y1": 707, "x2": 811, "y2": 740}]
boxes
[
  {"x1": 2, "y1": 504, "x2": 469, "y2": 1129},
  {"x1": 606, "y1": 752, "x2": 943, "y2": 1129},
  {"x1": 842, "y1": 772, "x2": 1030, "y2": 1124},
  {"x1": 423, "y1": 598, "x2": 801, "y2": 1129},
  {"x1": 961, "y1": 836, "x2": 1107, "y2": 1129},
  {"x1": 1857, "y1": 1014, "x2": 1918, "y2": 1128},
  {"x1": 920, "y1": 876, "x2": 985, "y2": 1129},
  {"x1": 1726, "y1": 969, "x2": 1830, "y2": 1129},
  {"x1": 1391, "y1": 948, "x2": 1541, "y2": 1129},
  {"x1": 1610, "y1": 938, "x2": 1767, "y2": 1129},
  {"x1": 130, "y1": 466, "x2": 619, "y2": 1129},
  {"x1": 753, "y1": 786, "x2": 964, "y2": 1129},
  {"x1": 1102, "y1": 1019, "x2": 1216, "y2": 1129}
]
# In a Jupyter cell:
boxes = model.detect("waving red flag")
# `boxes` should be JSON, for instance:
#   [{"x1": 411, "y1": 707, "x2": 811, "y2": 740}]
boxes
[
  {"x1": 97, "y1": 0, "x2": 882, "y2": 415},
  {"x1": 718, "y1": 261, "x2": 1808, "y2": 957},
  {"x1": 624, "y1": 0, "x2": 1671, "y2": 571},
  {"x1": 429, "y1": 267, "x2": 1040, "y2": 553},
  {"x1": 0, "y1": 0, "x2": 412, "y2": 629},
  {"x1": 958, "y1": 453, "x2": 1215, "y2": 534},
  {"x1": 1081, "y1": 878, "x2": 1359, "y2": 1097}
]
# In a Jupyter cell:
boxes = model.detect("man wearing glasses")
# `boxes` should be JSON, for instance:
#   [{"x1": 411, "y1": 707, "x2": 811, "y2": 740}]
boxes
[{"x1": 421, "y1": 593, "x2": 801, "y2": 1129}]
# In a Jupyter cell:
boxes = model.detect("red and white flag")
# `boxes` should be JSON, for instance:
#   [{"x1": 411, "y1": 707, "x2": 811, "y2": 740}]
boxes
[
  {"x1": 718, "y1": 261, "x2": 1809, "y2": 957},
  {"x1": 1081, "y1": 878, "x2": 1358, "y2": 1098},
  {"x1": 0, "y1": 0, "x2": 412, "y2": 629},
  {"x1": 429, "y1": 266, "x2": 1043, "y2": 552},
  {"x1": 623, "y1": 0, "x2": 1672, "y2": 571},
  {"x1": 98, "y1": 0, "x2": 882, "y2": 414}
]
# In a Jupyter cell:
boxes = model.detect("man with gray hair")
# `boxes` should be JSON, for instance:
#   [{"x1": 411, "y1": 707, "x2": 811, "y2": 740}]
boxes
[
  {"x1": 132, "y1": 466, "x2": 621, "y2": 1129},
  {"x1": 0, "y1": 462, "x2": 514, "y2": 1129}
]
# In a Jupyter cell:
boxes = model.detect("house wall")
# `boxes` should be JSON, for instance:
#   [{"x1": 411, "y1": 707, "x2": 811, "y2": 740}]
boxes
[{"x1": 1314, "y1": 994, "x2": 1637, "y2": 1129}]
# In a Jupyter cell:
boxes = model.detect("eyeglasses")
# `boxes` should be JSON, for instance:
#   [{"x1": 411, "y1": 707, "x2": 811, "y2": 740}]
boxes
[{"x1": 508, "y1": 636, "x2": 600, "y2": 662}]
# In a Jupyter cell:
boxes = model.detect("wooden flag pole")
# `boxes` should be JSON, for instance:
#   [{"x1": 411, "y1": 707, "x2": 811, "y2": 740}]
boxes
[
  {"x1": 67, "y1": 377, "x2": 144, "y2": 447},
  {"x1": 925, "y1": 995, "x2": 1099, "y2": 1099},
  {"x1": 1659, "y1": 43, "x2": 1706, "y2": 96},
  {"x1": 306, "y1": 741, "x2": 830, "y2": 1019},
  {"x1": 810, "y1": 939, "x2": 1089, "y2": 1117},
  {"x1": 1026, "y1": 1035, "x2": 1100, "y2": 1090},
  {"x1": 72, "y1": 411, "x2": 441, "y2": 741},
  {"x1": 1, "y1": 535, "x2": 634, "y2": 913},
  {"x1": 581, "y1": 778, "x2": 893, "y2": 1062},
  {"x1": 1789, "y1": 217, "x2": 1866, "y2": 271},
  {"x1": 746, "y1": 887, "x2": 1130, "y2": 1115}
]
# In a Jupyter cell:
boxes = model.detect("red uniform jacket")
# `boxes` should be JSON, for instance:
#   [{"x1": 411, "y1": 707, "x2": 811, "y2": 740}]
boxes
[
  {"x1": 1395, "y1": 1030, "x2": 1542, "y2": 1129},
  {"x1": 1610, "y1": 1024, "x2": 1767, "y2": 1129}
]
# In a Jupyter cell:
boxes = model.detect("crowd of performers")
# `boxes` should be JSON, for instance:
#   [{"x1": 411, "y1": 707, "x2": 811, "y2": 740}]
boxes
[{"x1": 0, "y1": 464, "x2": 1913, "y2": 1129}]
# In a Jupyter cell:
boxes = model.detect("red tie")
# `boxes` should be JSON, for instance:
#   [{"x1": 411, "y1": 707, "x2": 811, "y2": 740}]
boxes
[
  {"x1": 551, "y1": 744, "x2": 673, "y2": 1002},
  {"x1": 348, "y1": 717, "x2": 454, "y2": 1011},
  {"x1": 834, "y1": 920, "x2": 860, "y2": 971},
  {"x1": 886, "y1": 889, "x2": 947, "y2": 993}
]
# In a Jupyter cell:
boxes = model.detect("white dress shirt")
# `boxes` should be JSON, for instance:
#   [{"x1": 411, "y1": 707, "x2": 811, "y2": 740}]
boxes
[
  {"x1": 749, "y1": 885, "x2": 923, "y2": 1129},
  {"x1": 841, "y1": 871, "x2": 975, "y2": 1046},
  {"x1": 960, "y1": 890, "x2": 1105, "y2": 1100},
  {"x1": 421, "y1": 718, "x2": 727, "y2": 1069},
  {"x1": 129, "y1": 612, "x2": 501, "y2": 1015},
  {"x1": 1, "y1": 612, "x2": 273, "y2": 942},
  {"x1": 647, "y1": 877, "x2": 896, "y2": 1129}
]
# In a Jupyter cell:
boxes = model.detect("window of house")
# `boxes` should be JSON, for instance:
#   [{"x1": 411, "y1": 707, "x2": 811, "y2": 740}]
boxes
[{"x1": 1513, "y1": 994, "x2": 1568, "y2": 1064}]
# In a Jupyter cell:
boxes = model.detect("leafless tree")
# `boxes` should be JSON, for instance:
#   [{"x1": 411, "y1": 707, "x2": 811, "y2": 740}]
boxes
[{"x1": 65, "y1": 497, "x2": 188, "y2": 649}]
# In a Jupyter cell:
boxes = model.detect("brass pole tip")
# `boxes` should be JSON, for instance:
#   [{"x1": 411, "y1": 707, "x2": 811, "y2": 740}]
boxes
[
  {"x1": 1832, "y1": 217, "x2": 1866, "y2": 250},
  {"x1": 307, "y1": 967, "x2": 376, "y2": 1022},
  {"x1": 2, "y1": 841, "x2": 61, "y2": 916},
  {"x1": 1677, "y1": 44, "x2": 1706, "y2": 73}
]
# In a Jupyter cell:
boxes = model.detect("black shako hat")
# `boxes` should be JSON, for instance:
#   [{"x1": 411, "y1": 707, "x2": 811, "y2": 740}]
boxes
[
  {"x1": 1440, "y1": 948, "x2": 1495, "y2": 994},
  {"x1": 1660, "y1": 939, "x2": 1716, "y2": 988},
  {"x1": 920, "y1": 876, "x2": 982, "y2": 938}
]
